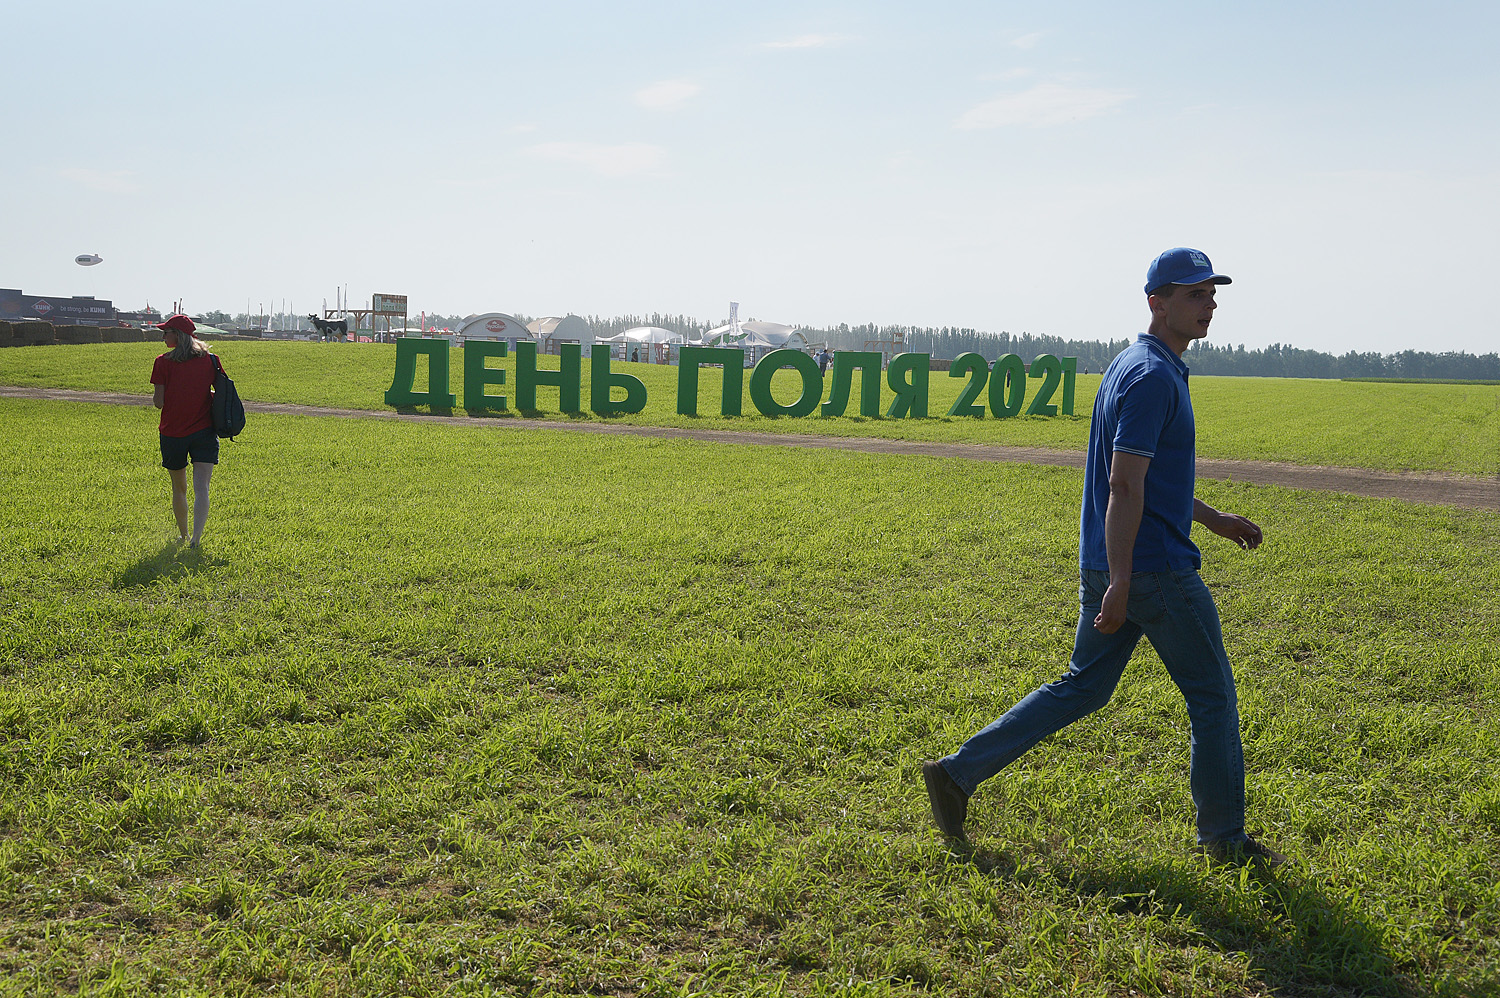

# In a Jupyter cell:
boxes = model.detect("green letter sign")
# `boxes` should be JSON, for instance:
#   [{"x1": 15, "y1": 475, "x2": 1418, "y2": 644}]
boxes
[
  {"x1": 885, "y1": 353, "x2": 930, "y2": 419},
  {"x1": 463, "y1": 340, "x2": 508, "y2": 412},
  {"x1": 990, "y1": 354, "x2": 1026, "y2": 418},
  {"x1": 946, "y1": 353, "x2": 988, "y2": 417},
  {"x1": 750, "y1": 349, "x2": 822, "y2": 417},
  {"x1": 821, "y1": 351, "x2": 883, "y2": 417},
  {"x1": 389, "y1": 346, "x2": 1079, "y2": 419},
  {"x1": 590, "y1": 345, "x2": 647, "y2": 415},
  {"x1": 676, "y1": 347, "x2": 745, "y2": 416},
  {"x1": 515, "y1": 341, "x2": 582, "y2": 412},
  {"x1": 385, "y1": 337, "x2": 457, "y2": 408}
]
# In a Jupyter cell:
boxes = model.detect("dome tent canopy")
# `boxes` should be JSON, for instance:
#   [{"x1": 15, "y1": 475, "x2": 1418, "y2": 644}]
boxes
[
  {"x1": 703, "y1": 320, "x2": 807, "y2": 350},
  {"x1": 455, "y1": 313, "x2": 531, "y2": 340},
  {"x1": 527, "y1": 315, "x2": 589, "y2": 339},
  {"x1": 612, "y1": 325, "x2": 686, "y2": 344},
  {"x1": 527, "y1": 314, "x2": 591, "y2": 352}
]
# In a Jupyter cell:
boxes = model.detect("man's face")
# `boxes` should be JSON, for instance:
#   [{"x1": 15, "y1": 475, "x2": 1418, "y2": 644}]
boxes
[{"x1": 1152, "y1": 280, "x2": 1218, "y2": 344}]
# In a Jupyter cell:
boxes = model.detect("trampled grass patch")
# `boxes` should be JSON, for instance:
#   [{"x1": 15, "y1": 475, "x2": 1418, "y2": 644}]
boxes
[
  {"x1": 0, "y1": 397, "x2": 1496, "y2": 996},
  {"x1": 3, "y1": 342, "x2": 1498, "y2": 473}
]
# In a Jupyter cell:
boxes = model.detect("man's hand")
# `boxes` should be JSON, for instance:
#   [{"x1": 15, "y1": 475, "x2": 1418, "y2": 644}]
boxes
[
  {"x1": 1204, "y1": 509, "x2": 1263, "y2": 550},
  {"x1": 1094, "y1": 580, "x2": 1130, "y2": 633}
]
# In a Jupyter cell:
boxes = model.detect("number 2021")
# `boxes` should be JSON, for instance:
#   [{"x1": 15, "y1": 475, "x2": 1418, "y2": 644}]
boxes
[{"x1": 947, "y1": 353, "x2": 1077, "y2": 418}]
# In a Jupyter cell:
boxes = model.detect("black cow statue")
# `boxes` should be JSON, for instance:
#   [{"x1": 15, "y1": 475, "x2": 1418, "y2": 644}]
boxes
[{"x1": 307, "y1": 314, "x2": 349, "y2": 341}]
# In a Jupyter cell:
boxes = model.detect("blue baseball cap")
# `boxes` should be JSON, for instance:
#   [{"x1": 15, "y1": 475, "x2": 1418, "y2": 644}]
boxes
[{"x1": 1144, "y1": 247, "x2": 1232, "y2": 295}]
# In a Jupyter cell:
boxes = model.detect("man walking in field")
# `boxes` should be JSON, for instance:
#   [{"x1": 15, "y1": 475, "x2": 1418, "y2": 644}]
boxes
[{"x1": 924, "y1": 247, "x2": 1284, "y2": 867}]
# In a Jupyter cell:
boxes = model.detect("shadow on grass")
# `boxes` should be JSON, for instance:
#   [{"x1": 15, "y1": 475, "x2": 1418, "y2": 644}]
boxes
[
  {"x1": 949, "y1": 842, "x2": 1423, "y2": 997},
  {"x1": 452, "y1": 408, "x2": 613, "y2": 421},
  {"x1": 112, "y1": 542, "x2": 226, "y2": 589},
  {"x1": 393, "y1": 405, "x2": 454, "y2": 417}
]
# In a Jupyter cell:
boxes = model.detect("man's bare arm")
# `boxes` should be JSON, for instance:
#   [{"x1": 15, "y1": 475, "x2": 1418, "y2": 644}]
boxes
[
  {"x1": 1096, "y1": 451, "x2": 1151, "y2": 634},
  {"x1": 1193, "y1": 497, "x2": 1263, "y2": 550}
]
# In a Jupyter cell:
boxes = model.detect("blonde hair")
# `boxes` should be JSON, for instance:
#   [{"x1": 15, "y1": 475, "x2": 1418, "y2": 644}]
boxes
[{"x1": 168, "y1": 332, "x2": 209, "y2": 363}]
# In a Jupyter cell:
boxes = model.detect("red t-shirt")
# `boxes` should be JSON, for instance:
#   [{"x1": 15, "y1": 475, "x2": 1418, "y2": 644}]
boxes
[{"x1": 151, "y1": 353, "x2": 218, "y2": 437}]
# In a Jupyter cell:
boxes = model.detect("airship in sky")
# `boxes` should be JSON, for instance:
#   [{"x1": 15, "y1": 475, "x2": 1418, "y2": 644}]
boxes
[{"x1": 75, "y1": 253, "x2": 103, "y2": 266}]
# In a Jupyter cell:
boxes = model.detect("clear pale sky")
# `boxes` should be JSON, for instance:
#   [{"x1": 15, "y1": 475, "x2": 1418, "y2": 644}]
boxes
[{"x1": 5, "y1": 1, "x2": 1496, "y2": 355}]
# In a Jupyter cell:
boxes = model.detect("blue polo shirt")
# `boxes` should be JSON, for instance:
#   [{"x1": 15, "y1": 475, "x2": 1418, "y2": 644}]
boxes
[{"x1": 1080, "y1": 334, "x2": 1200, "y2": 573}]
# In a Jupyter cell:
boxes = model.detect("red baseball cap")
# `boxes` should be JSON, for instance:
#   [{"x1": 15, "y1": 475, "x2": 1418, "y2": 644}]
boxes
[{"x1": 155, "y1": 314, "x2": 196, "y2": 335}]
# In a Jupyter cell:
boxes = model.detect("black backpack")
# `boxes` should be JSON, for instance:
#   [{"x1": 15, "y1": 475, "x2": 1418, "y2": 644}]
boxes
[{"x1": 210, "y1": 355, "x2": 246, "y2": 440}]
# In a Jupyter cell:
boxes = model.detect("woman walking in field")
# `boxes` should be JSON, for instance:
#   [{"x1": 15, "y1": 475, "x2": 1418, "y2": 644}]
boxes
[{"x1": 150, "y1": 315, "x2": 222, "y2": 547}]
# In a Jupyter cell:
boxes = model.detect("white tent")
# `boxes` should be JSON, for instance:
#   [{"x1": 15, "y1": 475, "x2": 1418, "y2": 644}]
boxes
[
  {"x1": 455, "y1": 313, "x2": 531, "y2": 343},
  {"x1": 703, "y1": 320, "x2": 807, "y2": 349},
  {"x1": 527, "y1": 315, "x2": 591, "y2": 353},
  {"x1": 702, "y1": 320, "x2": 808, "y2": 365},
  {"x1": 619, "y1": 325, "x2": 685, "y2": 343},
  {"x1": 602, "y1": 326, "x2": 686, "y2": 364}
]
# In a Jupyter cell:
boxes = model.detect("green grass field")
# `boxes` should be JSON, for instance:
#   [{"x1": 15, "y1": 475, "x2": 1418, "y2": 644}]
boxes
[
  {"x1": 0, "y1": 394, "x2": 1496, "y2": 996},
  {"x1": 2, "y1": 342, "x2": 1498, "y2": 474}
]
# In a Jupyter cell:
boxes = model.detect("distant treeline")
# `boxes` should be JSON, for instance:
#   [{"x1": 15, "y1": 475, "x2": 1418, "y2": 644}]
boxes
[
  {"x1": 809, "y1": 325, "x2": 1131, "y2": 374},
  {"x1": 527, "y1": 313, "x2": 1500, "y2": 380},
  {"x1": 804, "y1": 323, "x2": 1500, "y2": 380},
  {"x1": 1179, "y1": 342, "x2": 1500, "y2": 380}
]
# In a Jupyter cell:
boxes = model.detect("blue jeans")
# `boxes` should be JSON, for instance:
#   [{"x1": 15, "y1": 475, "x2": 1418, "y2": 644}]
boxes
[{"x1": 941, "y1": 569, "x2": 1246, "y2": 845}]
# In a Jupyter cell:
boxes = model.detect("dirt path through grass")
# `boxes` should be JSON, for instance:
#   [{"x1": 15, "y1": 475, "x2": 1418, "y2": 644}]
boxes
[{"x1": 8, "y1": 385, "x2": 1498, "y2": 510}]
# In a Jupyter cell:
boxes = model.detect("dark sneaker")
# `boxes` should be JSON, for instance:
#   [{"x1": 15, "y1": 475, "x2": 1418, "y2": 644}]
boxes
[
  {"x1": 1201, "y1": 834, "x2": 1287, "y2": 870},
  {"x1": 922, "y1": 760, "x2": 969, "y2": 839}
]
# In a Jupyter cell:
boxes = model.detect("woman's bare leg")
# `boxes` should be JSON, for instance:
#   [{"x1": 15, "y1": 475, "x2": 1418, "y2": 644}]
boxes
[
  {"x1": 168, "y1": 467, "x2": 189, "y2": 541},
  {"x1": 190, "y1": 462, "x2": 214, "y2": 545}
]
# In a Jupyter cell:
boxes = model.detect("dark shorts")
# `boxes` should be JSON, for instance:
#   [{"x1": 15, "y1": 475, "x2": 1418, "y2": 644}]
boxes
[{"x1": 160, "y1": 427, "x2": 219, "y2": 470}]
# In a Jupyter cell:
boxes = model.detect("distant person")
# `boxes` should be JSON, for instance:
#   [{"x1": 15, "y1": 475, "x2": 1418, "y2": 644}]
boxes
[
  {"x1": 816, "y1": 347, "x2": 831, "y2": 374},
  {"x1": 631, "y1": 348, "x2": 639, "y2": 363},
  {"x1": 150, "y1": 315, "x2": 222, "y2": 548},
  {"x1": 923, "y1": 248, "x2": 1284, "y2": 868}
]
